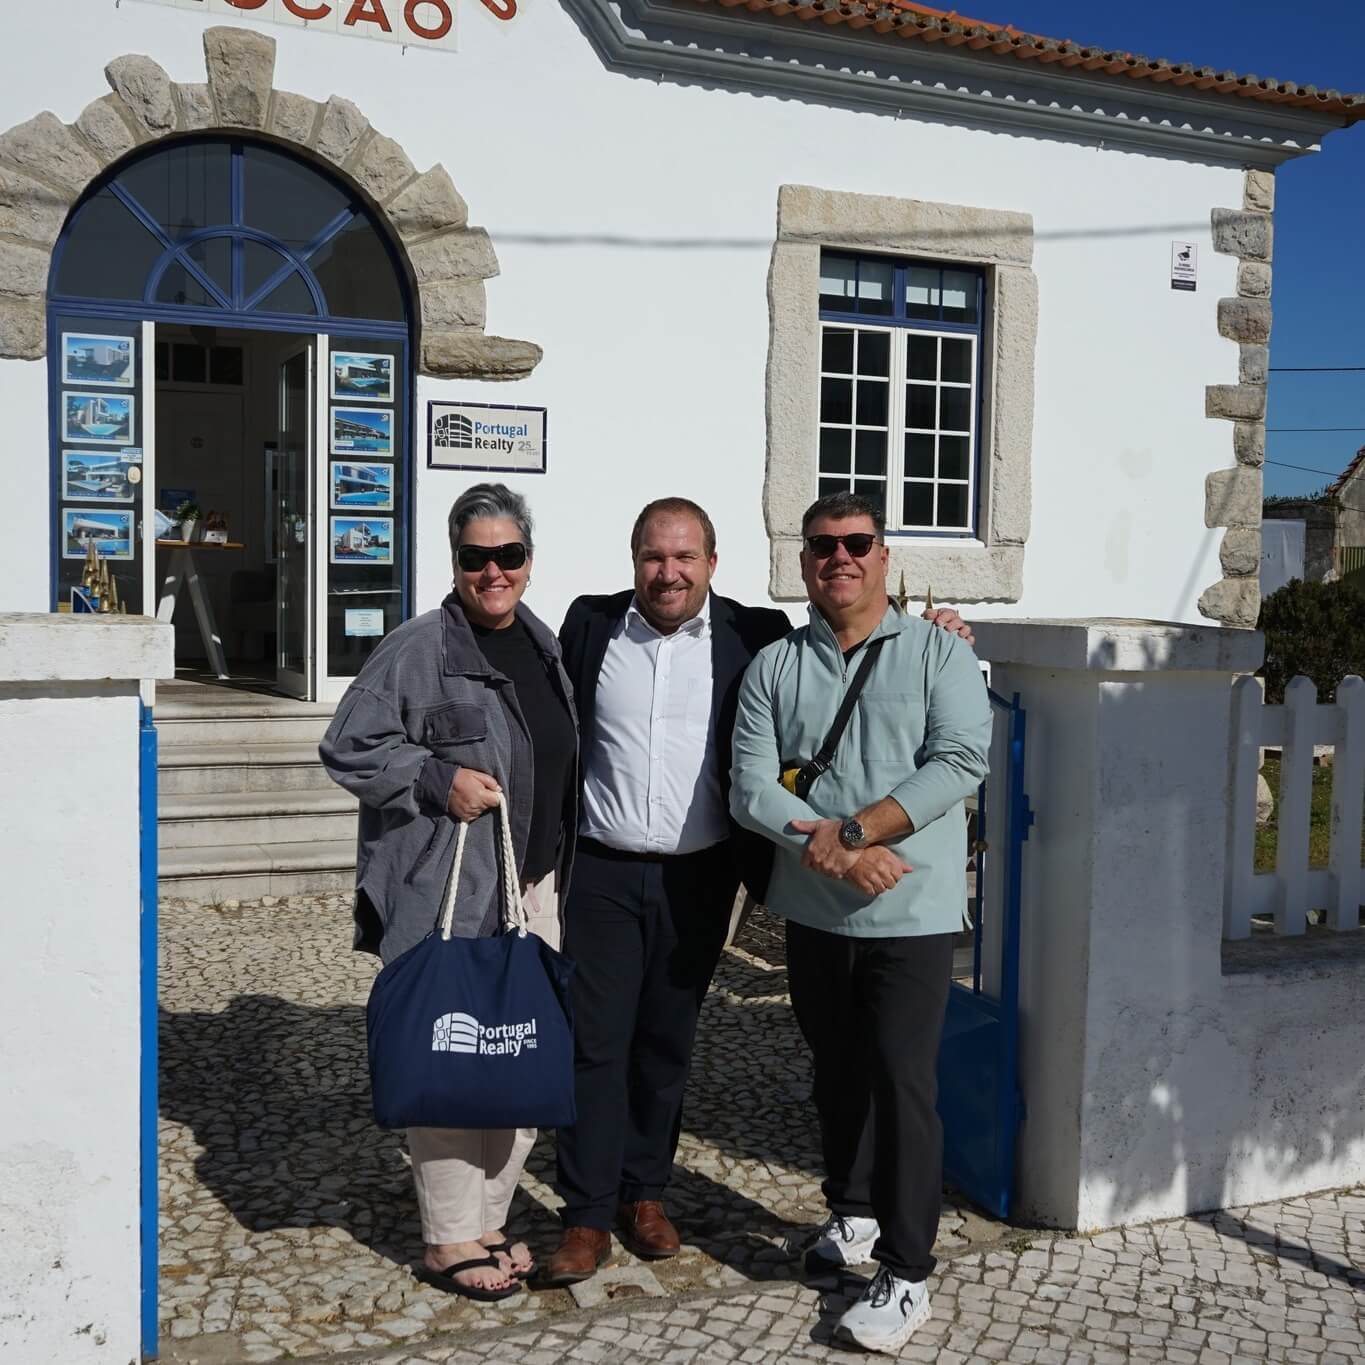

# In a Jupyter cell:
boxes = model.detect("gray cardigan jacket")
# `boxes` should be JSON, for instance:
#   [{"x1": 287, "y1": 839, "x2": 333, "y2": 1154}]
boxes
[{"x1": 319, "y1": 595, "x2": 578, "y2": 965}]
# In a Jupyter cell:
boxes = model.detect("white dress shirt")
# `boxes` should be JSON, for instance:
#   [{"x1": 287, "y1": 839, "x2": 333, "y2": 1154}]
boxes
[{"x1": 579, "y1": 594, "x2": 729, "y2": 856}]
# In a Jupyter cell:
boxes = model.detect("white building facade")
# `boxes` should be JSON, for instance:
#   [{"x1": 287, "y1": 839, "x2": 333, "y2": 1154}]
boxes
[{"x1": 0, "y1": 0, "x2": 1359, "y2": 700}]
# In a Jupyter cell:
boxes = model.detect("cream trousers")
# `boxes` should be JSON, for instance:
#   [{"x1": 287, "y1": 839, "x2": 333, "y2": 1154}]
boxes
[{"x1": 407, "y1": 871, "x2": 560, "y2": 1246}]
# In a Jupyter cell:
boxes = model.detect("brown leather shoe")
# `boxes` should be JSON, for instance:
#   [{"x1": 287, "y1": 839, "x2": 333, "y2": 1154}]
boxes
[
  {"x1": 540, "y1": 1226, "x2": 611, "y2": 1286},
  {"x1": 616, "y1": 1201, "x2": 681, "y2": 1259}
]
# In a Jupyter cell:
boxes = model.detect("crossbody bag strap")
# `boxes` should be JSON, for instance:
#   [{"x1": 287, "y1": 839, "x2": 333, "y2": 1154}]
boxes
[{"x1": 802, "y1": 635, "x2": 890, "y2": 784}]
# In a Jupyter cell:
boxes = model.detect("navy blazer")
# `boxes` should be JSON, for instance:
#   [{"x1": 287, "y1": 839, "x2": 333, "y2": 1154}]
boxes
[{"x1": 558, "y1": 589, "x2": 791, "y2": 902}]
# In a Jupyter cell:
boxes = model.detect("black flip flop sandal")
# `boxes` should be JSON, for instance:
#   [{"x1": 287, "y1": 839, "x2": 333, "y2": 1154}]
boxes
[
  {"x1": 414, "y1": 1254, "x2": 522, "y2": 1302},
  {"x1": 483, "y1": 1239, "x2": 536, "y2": 1279}
]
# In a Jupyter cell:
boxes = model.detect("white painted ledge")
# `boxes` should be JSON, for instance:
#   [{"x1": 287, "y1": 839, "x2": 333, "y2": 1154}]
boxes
[
  {"x1": 973, "y1": 618, "x2": 1265, "y2": 674},
  {"x1": 0, "y1": 613, "x2": 175, "y2": 683}
]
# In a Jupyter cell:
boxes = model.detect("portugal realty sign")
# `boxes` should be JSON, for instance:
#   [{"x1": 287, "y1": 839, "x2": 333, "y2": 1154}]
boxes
[
  {"x1": 428, "y1": 402, "x2": 548, "y2": 474},
  {"x1": 132, "y1": 0, "x2": 472, "y2": 48}
]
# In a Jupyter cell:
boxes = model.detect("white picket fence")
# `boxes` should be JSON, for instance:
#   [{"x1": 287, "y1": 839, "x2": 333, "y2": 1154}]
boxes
[{"x1": 1226, "y1": 674, "x2": 1365, "y2": 938}]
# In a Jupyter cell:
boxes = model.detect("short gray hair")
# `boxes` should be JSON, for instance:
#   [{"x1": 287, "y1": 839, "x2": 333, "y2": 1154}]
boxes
[{"x1": 447, "y1": 483, "x2": 534, "y2": 562}]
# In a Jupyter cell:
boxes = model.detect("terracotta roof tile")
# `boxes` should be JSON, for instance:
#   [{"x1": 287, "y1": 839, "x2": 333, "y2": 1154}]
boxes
[
  {"x1": 1329, "y1": 446, "x2": 1365, "y2": 497},
  {"x1": 697, "y1": 0, "x2": 1365, "y2": 122}
]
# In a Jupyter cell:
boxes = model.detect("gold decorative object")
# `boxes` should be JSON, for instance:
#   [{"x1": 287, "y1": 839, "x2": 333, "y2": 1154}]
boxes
[
  {"x1": 895, "y1": 571, "x2": 908, "y2": 612},
  {"x1": 82, "y1": 541, "x2": 99, "y2": 594},
  {"x1": 925, "y1": 584, "x2": 935, "y2": 613},
  {"x1": 97, "y1": 560, "x2": 113, "y2": 613}
]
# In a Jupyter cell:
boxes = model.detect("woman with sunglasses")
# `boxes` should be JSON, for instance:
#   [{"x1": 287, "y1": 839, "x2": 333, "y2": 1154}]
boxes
[{"x1": 320, "y1": 482, "x2": 578, "y2": 1302}]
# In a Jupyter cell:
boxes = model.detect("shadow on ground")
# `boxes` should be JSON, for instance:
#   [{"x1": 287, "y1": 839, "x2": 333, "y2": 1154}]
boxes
[{"x1": 158, "y1": 965, "x2": 828, "y2": 1279}]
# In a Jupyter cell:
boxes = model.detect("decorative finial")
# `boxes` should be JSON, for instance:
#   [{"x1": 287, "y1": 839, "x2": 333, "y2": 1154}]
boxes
[
  {"x1": 895, "y1": 571, "x2": 908, "y2": 612},
  {"x1": 925, "y1": 584, "x2": 935, "y2": 613}
]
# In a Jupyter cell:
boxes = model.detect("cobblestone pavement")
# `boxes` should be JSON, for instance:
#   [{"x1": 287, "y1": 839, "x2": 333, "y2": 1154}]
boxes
[
  {"x1": 158, "y1": 897, "x2": 990, "y2": 1362},
  {"x1": 351, "y1": 1189, "x2": 1365, "y2": 1363},
  {"x1": 160, "y1": 898, "x2": 1364, "y2": 1365}
]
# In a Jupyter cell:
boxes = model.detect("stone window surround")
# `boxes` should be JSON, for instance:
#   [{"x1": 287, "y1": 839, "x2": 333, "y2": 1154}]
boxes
[
  {"x1": 0, "y1": 24, "x2": 540, "y2": 381},
  {"x1": 765, "y1": 184, "x2": 1037, "y2": 603}
]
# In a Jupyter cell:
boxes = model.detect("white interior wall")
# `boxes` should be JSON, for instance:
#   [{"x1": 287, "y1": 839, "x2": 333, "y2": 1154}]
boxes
[{"x1": 0, "y1": 1, "x2": 1240, "y2": 635}]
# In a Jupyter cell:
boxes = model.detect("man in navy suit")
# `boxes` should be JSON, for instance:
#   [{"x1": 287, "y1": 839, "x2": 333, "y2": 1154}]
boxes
[{"x1": 543, "y1": 497, "x2": 969, "y2": 1283}]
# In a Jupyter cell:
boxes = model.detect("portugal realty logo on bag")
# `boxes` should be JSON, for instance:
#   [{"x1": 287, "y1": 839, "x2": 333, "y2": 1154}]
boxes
[{"x1": 432, "y1": 1011, "x2": 538, "y2": 1056}]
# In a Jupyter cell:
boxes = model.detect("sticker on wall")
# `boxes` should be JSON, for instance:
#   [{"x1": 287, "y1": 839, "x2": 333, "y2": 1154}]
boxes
[
  {"x1": 331, "y1": 461, "x2": 394, "y2": 511},
  {"x1": 1170, "y1": 241, "x2": 1197, "y2": 292},
  {"x1": 61, "y1": 450, "x2": 139, "y2": 503},
  {"x1": 331, "y1": 352, "x2": 394, "y2": 404},
  {"x1": 331, "y1": 516, "x2": 394, "y2": 565},
  {"x1": 63, "y1": 391, "x2": 135, "y2": 445},
  {"x1": 428, "y1": 402, "x2": 547, "y2": 474},
  {"x1": 61, "y1": 332, "x2": 135, "y2": 388},
  {"x1": 332, "y1": 406, "x2": 393, "y2": 456},
  {"x1": 62, "y1": 508, "x2": 135, "y2": 560},
  {"x1": 345, "y1": 608, "x2": 387, "y2": 638}
]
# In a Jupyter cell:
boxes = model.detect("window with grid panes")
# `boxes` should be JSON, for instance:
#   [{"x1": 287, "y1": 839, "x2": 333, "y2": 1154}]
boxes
[{"x1": 817, "y1": 252, "x2": 984, "y2": 535}]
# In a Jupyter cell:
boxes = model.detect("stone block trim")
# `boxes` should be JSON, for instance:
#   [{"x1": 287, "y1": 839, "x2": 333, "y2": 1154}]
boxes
[
  {"x1": 1217, "y1": 297, "x2": 1271, "y2": 345},
  {"x1": 204, "y1": 26, "x2": 275, "y2": 130},
  {"x1": 1211, "y1": 208, "x2": 1272, "y2": 263},
  {"x1": 0, "y1": 24, "x2": 539, "y2": 381},
  {"x1": 105, "y1": 55, "x2": 176, "y2": 137},
  {"x1": 1205, "y1": 467, "x2": 1262, "y2": 531},
  {"x1": 1199, "y1": 169, "x2": 1273, "y2": 628},
  {"x1": 765, "y1": 186, "x2": 1036, "y2": 603}
]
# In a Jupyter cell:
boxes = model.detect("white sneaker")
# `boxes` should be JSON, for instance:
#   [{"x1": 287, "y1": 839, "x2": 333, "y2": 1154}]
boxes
[
  {"x1": 801, "y1": 1212, "x2": 880, "y2": 1271},
  {"x1": 835, "y1": 1265, "x2": 931, "y2": 1354}
]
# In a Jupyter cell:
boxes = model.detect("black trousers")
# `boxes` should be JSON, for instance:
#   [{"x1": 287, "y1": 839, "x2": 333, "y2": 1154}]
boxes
[
  {"x1": 555, "y1": 839, "x2": 738, "y2": 1229},
  {"x1": 785, "y1": 920, "x2": 954, "y2": 1282}
]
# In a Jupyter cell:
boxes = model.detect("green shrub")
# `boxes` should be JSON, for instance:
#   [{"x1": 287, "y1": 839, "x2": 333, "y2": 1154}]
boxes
[{"x1": 1257, "y1": 578, "x2": 1365, "y2": 704}]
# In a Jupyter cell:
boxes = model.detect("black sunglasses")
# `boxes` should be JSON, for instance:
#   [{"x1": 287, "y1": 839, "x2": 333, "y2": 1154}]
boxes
[
  {"x1": 804, "y1": 533, "x2": 881, "y2": 559},
  {"x1": 456, "y1": 542, "x2": 528, "y2": 573}
]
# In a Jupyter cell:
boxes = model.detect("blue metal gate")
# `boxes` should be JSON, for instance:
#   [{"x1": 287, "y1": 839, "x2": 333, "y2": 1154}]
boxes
[{"x1": 936, "y1": 689, "x2": 1032, "y2": 1220}]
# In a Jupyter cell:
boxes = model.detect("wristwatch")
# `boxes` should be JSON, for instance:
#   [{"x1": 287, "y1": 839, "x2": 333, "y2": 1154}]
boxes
[{"x1": 839, "y1": 817, "x2": 867, "y2": 850}]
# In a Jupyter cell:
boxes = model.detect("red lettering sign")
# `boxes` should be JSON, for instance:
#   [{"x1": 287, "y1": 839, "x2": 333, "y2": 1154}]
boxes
[
  {"x1": 478, "y1": 0, "x2": 517, "y2": 19},
  {"x1": 282, "y1": 0, "x2": 333, "y2": 17},
  {"x1": 405, "y1": 0, "x2": 454, "y2": 39},
  {"x1": 344, "y1": 0, "x2": 393, "y2": 32},
  {"x1": 223, "y1": 0, "x2": 270, "y2": 9}
]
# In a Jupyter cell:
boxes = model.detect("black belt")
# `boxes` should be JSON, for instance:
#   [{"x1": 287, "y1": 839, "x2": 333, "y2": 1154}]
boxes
[{"x1": 577, "y1": 836, "x2": 723, "y2": 864}]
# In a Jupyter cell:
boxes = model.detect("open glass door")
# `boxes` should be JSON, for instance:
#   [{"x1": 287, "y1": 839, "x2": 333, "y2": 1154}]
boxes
[{"x1": 276, "y1": 343, "x2": 314, "y2": 699}]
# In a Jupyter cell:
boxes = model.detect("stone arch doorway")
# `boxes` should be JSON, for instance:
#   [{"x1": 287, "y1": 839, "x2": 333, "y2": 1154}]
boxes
[
  {"x1": 49, "y1": 132, "x2": 418, "y2": 698},
  {"x1": 0, "y1": 22, "x2": 540, "y2": 698},
  {"x1": 0, "y1": 23, "x2": 539, "y2": 379}
]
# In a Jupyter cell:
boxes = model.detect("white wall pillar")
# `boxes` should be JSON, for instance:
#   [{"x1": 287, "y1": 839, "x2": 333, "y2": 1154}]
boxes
[
  {"x1": 0, "y1": 614, "x2": 172, "y2": 1363},
  {"x1": 974, "y1": 620, "x2": 1268, "y2": 1230}
]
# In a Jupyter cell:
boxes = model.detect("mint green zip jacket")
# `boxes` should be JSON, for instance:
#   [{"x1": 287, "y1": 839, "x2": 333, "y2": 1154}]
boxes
[{"x1": 729, "y1": 602, "x2": 991, "y2": 937}]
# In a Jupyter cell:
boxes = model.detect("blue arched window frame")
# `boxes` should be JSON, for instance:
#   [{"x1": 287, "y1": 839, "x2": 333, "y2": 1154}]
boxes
[
  {"x1": 47, "y1": 135, "x2": 415, "y2": 622},
  {"x1": 48, "y1": 135, "x2": 413, "y2": 336}
]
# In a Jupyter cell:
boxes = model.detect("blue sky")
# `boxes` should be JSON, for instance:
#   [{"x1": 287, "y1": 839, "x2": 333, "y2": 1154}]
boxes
[{"x1": 997, "y1": 1, "x2": 1365, "y2": 497}]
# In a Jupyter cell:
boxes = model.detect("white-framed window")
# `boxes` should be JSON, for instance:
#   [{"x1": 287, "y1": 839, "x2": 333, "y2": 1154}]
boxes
[{"x1": 816, "y1": 252, "x2": 983, "y2": 536}]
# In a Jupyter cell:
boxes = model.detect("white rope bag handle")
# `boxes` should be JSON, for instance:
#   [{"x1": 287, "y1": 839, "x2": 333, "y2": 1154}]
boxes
[{"x1": 438, "y1": 791, "x2": 529, "y2": 941}]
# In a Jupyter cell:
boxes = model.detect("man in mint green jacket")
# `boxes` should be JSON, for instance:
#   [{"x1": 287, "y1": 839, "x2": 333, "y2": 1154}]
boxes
[{"x1": 729, "y1": 492, "x2": 991, "y2": 1356}]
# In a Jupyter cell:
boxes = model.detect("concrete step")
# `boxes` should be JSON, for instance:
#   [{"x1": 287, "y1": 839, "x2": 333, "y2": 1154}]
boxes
[
  {"x1": 155, "y1": 713, "x2": 335, "y2": 747},
  {"x1": 158, "y1": 838, "x2": 357, "y2": 903},
  {"x1": 158, "y1": 741, "x2": 337, "y2": 796},
  {"x1": 154, "y1": 690, "x2": 336, "y2": 721},
  {"x1": 158, "y1": 789, "x2": 359, "y2": 850}
]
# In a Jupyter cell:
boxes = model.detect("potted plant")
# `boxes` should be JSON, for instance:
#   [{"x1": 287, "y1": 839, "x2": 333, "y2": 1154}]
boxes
[{"x1": 174, "y1": 499, "x2": 202, "y2": 542}]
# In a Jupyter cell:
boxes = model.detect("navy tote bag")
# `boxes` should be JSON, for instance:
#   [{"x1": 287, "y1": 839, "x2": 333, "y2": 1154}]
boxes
[{"x1": 366, "y1": 795, "x2": 576, "y2": 1130}]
